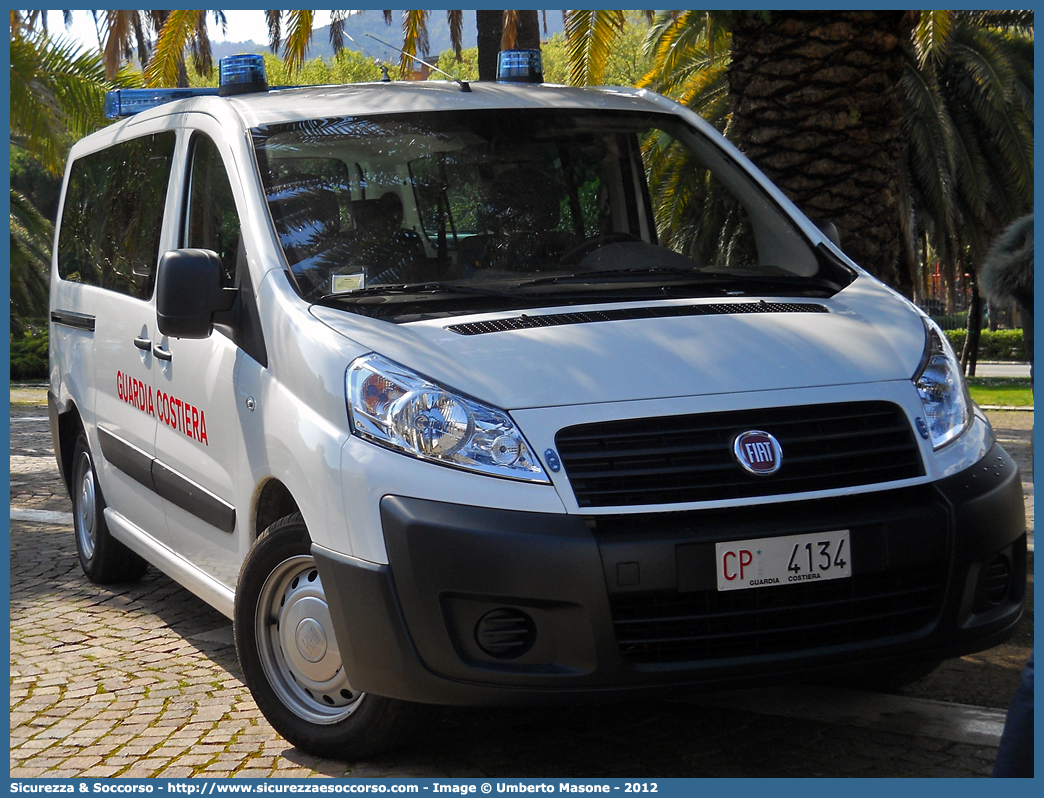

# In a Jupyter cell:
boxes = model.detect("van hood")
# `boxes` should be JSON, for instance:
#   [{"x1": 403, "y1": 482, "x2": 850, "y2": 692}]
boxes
[{"x1": 311, "y1": 276, "x2": 927, "y2": 410}]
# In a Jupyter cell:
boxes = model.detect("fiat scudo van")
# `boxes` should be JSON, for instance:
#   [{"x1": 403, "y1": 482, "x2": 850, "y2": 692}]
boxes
[{"x1": 49, "y1": 54, "x2": 1026, "y2": 757}]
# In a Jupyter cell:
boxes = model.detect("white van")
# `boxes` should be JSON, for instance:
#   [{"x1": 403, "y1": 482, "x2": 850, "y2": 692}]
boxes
[{"x1": 49, "y1": 55, "x2": 1025, "y2": 757}]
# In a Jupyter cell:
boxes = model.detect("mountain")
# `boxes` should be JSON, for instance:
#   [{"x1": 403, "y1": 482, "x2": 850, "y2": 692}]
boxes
[{"x1": 211, "y1": 10, "x2": 566, "y2": 64}]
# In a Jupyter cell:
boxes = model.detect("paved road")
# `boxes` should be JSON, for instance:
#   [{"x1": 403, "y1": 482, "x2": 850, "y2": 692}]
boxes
[
  {"x1": 975, "y1": 362, "x2": 1031, "y2": 378},
  {"x1": 9, "y1": 400, "x2": 1034, "y2": 778}
]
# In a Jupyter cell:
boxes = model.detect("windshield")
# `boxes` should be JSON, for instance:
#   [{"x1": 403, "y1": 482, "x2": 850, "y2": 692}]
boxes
[{"x1": 251, "y1": 109, "x2": 851, "y2": 319}]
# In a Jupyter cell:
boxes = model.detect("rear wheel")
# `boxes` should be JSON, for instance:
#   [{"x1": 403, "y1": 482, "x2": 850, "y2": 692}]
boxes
[
  {"x1": 71, "y1": 431, "x2": 148, "y2": 584},
  {"x1": 234, "y1": 513, "x2": 430, "y2": 758}
]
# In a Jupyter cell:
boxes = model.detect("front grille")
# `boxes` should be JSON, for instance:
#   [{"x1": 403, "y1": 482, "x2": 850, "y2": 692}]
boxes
[
  {"x1": 612, "y1": 564, "x2": 946, "y2": 664},
  {"x1": 446, "y1": 301, "x2": 828, "y2": 336},
  {"x1": 557, "y1": 401, "x2": 924, "y2": 508}
]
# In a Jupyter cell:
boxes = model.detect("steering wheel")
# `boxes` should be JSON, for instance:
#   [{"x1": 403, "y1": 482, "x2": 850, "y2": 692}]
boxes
[{"x1": 561, "y1": 232, "x2": 641, "y2": 265}]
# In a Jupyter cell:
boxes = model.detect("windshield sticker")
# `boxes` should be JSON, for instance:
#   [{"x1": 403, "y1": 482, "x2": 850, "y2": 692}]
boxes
[
  {"x1": 116, "y1": 370, "x2": 209, "y2": 446},
  {"x1": 331, "y1": 273, "x2": 364, "y2": 293}
]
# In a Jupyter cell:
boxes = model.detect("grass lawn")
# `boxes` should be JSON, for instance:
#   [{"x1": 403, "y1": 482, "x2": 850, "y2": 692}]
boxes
[{"x1": 967, "y1": 376, "x2": 1034, "y2": 407}]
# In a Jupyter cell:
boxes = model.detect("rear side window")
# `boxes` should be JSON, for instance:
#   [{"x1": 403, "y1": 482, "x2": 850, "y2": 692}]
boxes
[{"x1": 57, "y1": 132, "x2": 176, "y2": 299}]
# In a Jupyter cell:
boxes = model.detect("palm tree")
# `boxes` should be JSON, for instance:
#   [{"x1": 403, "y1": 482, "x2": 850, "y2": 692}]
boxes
[
  {"x1": 10, "y1": 29, "x2": 118, "y2": 173},
  {"x1": 633, "y1": 12, "x2": 734, "y2": 263},
  {"x1": 146, "y1": 10, "x2": 542, "y2": 86},
  {"x1": 9, "y1": 28, "x2": 131, "y2": 330},
  {"x1": 10, "y1": 190, "x2": 52, "y2": 332},
  {"x1": 898, "y1": 11, "x2": 1033, "y2": 372},
  {"x1": 578, "y1": 10, "x2": 1032, "y2": 297}
]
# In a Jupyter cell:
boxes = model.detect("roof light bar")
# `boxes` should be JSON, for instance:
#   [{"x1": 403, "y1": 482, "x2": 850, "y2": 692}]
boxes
[
  {"x1": 104, "y1": 54, "x2": 270, "y2": 119},
  {"x1": 104, "y1": 87, "x2": 219, "y2": 119}
]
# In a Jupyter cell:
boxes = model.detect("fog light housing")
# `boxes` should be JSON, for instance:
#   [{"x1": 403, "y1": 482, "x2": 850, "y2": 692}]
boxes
[
  {"x1": 980, "y1": 554, "x2": 1012, "y2": 607},
  {"x1": 475, "y1": 608, "x2": 536, "y2": 659}
]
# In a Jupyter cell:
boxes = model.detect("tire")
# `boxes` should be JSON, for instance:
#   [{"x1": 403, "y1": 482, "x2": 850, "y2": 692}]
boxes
[
  {"x1": 71, "y1": 431, "x2": 149, "y2": 584},
  {"x1": 234, "y1": 513, "x2": 431, "y2": 758}
]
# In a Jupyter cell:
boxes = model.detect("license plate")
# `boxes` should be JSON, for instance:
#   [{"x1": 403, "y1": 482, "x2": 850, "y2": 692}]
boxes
[{"x1": 715, "y1": 530, "x2": 851, "y2": 591}]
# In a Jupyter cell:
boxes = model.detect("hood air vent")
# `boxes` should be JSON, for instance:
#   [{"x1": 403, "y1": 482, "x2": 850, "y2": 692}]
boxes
[{"x1": 446, "y1": 301, "x2": 829, "y2": 336}]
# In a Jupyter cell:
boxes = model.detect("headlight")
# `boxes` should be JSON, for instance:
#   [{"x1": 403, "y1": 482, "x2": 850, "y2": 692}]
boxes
[
  {"x1": 346, "y1": 354, "x2": 549, "y2": 482},
  {"x1": 913, "y1": 318, "x2": 970, "y2": 449}
]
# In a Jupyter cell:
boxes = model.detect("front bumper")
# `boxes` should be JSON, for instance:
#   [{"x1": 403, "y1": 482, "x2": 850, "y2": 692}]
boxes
[{"x1": 314, "y1": 442, "x2": 1026, "y2": 706}]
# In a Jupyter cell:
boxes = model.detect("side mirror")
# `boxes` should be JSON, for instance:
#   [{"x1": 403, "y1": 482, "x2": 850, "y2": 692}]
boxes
[
  {"x1": 156, "y1": 249, "x2": 237, "y2": 338},
  {"x1": 815, "y1": 220, "x2": 842, "y2": 248}
]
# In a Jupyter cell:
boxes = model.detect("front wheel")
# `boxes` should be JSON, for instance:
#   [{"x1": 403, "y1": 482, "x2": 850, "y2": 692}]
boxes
[{"x1": 234, "y1": 513, "x2": 431, "y2": 758}]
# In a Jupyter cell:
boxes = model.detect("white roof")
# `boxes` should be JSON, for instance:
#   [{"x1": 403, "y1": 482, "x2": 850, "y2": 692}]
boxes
[{"x1": 224, "y1": 80, "x2": 668, "y2": 128}]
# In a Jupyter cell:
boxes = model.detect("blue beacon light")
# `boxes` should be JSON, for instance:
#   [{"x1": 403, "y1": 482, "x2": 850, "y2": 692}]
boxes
[
  {"x1": 104, "y1": 54, "x2": 269, "y2": 118},
  {"x1": 496, "y1": 50, "x2": 544, "y2": 84},
  {"x1": 218, "y1": 54, "x2": 269, "y2": 96}
]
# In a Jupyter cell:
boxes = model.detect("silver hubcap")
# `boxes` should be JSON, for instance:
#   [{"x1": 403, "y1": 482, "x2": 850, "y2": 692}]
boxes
[
  {"x1": 74, "y1": 451, "x2": 97, "y2": 560},
  {"x1": 256, "y1": 555, "x2": 363, "y2": 724}
]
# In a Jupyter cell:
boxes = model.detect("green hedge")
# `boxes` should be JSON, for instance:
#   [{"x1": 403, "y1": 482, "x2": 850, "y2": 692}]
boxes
[
  {"x1": 945, "y1": 328, "x2": 1026, "y2": 361},
  {"x1": 11, "y1": 327, "x2": 49, "y2": 381}
]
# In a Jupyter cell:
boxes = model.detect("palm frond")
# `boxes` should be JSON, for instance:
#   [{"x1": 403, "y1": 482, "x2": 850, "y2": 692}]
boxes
[
  {"x1": 947, "y1": 31, "x2": 1033, "y2": 206},
  {"x1": 10, "y1": 31, "x2": 112, "y2": 172},
  {"x1": 400, "y1": 10, "x2": 429, "y2": 75},
  {"x1": 637, "y1": 12, "x2": 732, "y2": 128},
  {"x1": 266, "y1": 10, "x2": 282, "y2": 54},
  {"x1": 902, "y1": 15, "x2": 1034, "y2": 271},
  {"x1": 448, "y1": 10, "x2": 464, "y2": 60},
  {"x1": 187, "y1": 12, "x2": 215, "y2": 78},
  {"x1": 102, "y1": 10, "x2": 138, "y2": 80},
  {"x1": 913, "y1": 10, "x2": 953, "y2": 69},
  {"x1": 145, "y1": 10, "x2": 199, "y2": 88},
  {"x1": 330, "y1": 10, "x2": 348, "y2": 53},
  {"x1": 960, "y1": 10, "x2": 1034, "y2": 34},
  {"x1": 282, "y1": 10, "x2": 315, "y2": 74},
  {"x1": 564, "y1": 9, "x2": 626, "y2": 87},
  {"x1": 10, "y1": 189, "x2": 53, "y2": 328},
  {"x1": 502, "y1": 11, "x2": 519, "y2": 51}
]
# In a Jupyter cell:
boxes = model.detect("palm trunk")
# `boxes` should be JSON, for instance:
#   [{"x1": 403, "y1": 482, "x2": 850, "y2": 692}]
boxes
[
  {"x1": 729, "y1": 11, "x2": 908, "y2": 288},
  {"x1": 477, "y1": 11, "x2": 503, "y2": 81}
]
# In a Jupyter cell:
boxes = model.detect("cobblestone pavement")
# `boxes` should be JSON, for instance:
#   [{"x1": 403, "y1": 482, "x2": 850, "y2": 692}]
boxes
[{"x1": 9, "y1": 400, "x2": 1033, "y2": 778}]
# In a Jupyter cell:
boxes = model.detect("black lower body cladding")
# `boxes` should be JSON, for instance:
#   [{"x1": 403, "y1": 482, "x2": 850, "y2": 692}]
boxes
[{"x1": 313, "y1": 443, "x2": 1026, "y2": 706}]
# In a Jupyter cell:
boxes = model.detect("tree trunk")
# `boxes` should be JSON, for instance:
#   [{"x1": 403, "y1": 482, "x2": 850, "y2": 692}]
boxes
[
  {"x1": 515, "y1": 11, "x2": 540, "y2": 49},
  {"x1": 729, "y1": 11, "x2": 907, "y2": 288},
  {"x1": 961, "y1": 272, "x2": 982, "y2": 377},
  {"x1": 477, "y1": 10, "x2": 541, "y2": 82},
  {"x1": 477, "y1": 10, "x2": 503, "y2": 81}
]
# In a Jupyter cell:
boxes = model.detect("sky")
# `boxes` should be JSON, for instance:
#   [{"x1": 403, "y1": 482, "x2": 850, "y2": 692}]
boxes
[{"x1": 45, "y1": 10, "x2": 343, "y2": 51}]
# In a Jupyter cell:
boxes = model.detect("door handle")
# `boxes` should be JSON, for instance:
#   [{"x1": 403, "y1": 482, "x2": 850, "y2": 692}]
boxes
[
  {"x1": 133, "y1": 336, "x2": 151, "y2": 351},
  {"x1": 152, "y1": 344, "x2": 172, "y2": 362}
]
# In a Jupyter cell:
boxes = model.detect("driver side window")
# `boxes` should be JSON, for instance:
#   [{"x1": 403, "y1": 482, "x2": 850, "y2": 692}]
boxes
[{"x1": 185, "y1": 134, "x2": 241, "y2": 287}]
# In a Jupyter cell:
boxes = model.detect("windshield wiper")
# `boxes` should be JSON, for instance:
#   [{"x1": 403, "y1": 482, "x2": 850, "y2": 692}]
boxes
[
  {"x1": 514, "y1": 268, "x2": 842, "y2": 296},
  {"x1": 515, "y1": 265, "x2": 706, "y2": 287}
]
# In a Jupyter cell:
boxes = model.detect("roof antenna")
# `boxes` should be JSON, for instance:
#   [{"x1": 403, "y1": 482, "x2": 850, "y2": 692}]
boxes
[
  {"x1": 365, "y1": 33, "x2": 472, "y2": 92},
  {"x1": 343, "y1": 32, "x2": 396, "y2": 84}
]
